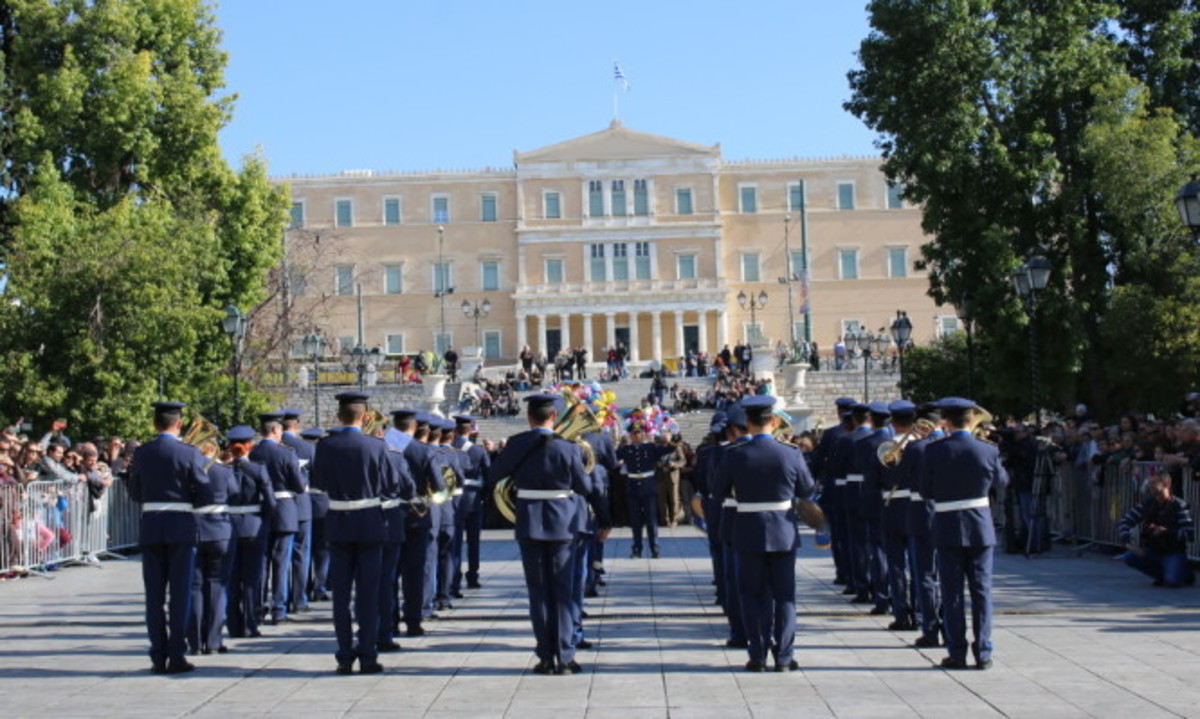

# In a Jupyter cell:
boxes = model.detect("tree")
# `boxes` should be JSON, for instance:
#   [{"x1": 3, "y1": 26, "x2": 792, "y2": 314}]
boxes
[
  {"x1": 0, "y1": 1, "x2": 288, "y2": 437},
  {"x1": 846, "y1": 0, "x2": 1200, "y2": 418}
]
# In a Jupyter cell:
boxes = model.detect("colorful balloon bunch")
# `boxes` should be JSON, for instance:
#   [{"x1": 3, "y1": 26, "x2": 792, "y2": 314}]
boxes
[
  {"x1": 544, "y1": 381, "x2": 622, "y2": 430},
  {"x1": 622, "y1": 404, "x2": 680, "y2": 439}
]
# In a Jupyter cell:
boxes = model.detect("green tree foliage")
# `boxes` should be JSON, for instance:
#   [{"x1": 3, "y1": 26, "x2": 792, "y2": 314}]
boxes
[
  {"x1": 847, "y1": 0, "x2": 1200, "y2": 419},
  {"x1": 0, "y1": 1, "x2": 288, "y2": 437}
]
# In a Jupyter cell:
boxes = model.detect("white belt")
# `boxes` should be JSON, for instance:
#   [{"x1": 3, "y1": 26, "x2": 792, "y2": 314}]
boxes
[
  {"x1": 142, "y1": 502, "x2": 194, "y2": 512},
  {"x1": 934, "y1": 497, "x2": 989, "y2": 513},
  {"x1": 463, "y1": 479, "x2": 484, "y2": 488},
  {"x1": 834, "y1": 479, "x2": 847, "y2": 487},
  {"x1": 308, "y1": 488, "x2": 326, "y2": 495},
  {"x1": 628, "y1": 470, "x2": 654, "y2": 479},
  {"x1": 452, "y1": 488, "x2": 464, "y2": 497},
  {"x1": 845, "y1": 474, "x2": 864, "y2": 483},
  {"x1": 722, "y1": 498, "x2": 738, "y2": 508},
  {"x1": 328, "y1": 497, "x2": 382, "y2": 511},
  {"x1": 381, "y1": 499, "x2": 402, "y2": 509},
  {"x1": 887, "y1": 490, "x2": 912, "y2": 500},
  {"x1": 226, "y1": 506, "x2": 260, "y2": 514},
  {"x1": 737, "y1": 501, "x2": 791, "y2": 513},
  {"x1": 517, "y1": 489, "x2": 572, "y2": 500},
  {"x1": 192, "y1": 504, "x2": 229, "y2": 514},
  {"x1": 274, "y1": 491, "x2": 294, "y2": 500},
  {"x1": 910, "y1": 492, "x2": 923, "y2": 501}
]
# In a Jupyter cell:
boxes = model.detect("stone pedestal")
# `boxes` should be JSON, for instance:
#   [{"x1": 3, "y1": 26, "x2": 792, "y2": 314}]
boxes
[
  {"x1": 748, "y1": 341, "x2": 776, "y2": 382},
  {"x1": 422, "y1": 374, "x2": 448, "y2": 417},
  {"x1": 778, "y1": 362, "x2": 815, "y2": 432},
  {"x1": 459, "y1": 346, "x2": 484, "y2": 382}
]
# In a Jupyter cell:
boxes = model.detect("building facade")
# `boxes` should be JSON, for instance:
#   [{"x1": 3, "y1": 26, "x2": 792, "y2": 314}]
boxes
[{"x1": 282, "y1": 122, "x2": 952, "y2": 365}]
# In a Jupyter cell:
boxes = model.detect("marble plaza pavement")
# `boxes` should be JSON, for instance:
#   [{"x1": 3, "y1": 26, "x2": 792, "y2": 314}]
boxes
[{"x1": 2, "y1": 528, "x2": 1199, "y2": 718}]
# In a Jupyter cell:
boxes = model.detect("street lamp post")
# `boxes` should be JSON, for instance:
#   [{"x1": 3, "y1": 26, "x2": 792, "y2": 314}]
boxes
[
  {"x1": 736, "y1": 289, "x2": 768, "y2": 344},
  {"x1": 341, "y1": 344, "x2": 383, "y2": 392},
  {"x1": 303, "y1": 332, "x2": 326, "y2": 424},
  {"x1": 460, "y1": 298, "x2": 492, "y2": 347},
  {"x1": 221, "y1": 304, "x2": 247, "y2": 424},
  {"x1": 434, "y1": 225, "x2": 454, "y2": 354},
  {"x1": 855, "y1": 327, "x2": 872, "y2": 400},
  {"x1": 1012, "y1": 252, "x2": 1052, "y2": 430},
  {"x1": 890, "y1": 311, "x2": 912, "y2": 397},
  {"x1": 779, "y1": 214, "x2": 798, "y2": 354}
]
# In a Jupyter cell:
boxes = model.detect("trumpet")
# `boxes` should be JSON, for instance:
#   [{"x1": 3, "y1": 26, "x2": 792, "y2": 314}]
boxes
[{"x1": 876, "y1": 417, "x2": 937, "y2": 467}]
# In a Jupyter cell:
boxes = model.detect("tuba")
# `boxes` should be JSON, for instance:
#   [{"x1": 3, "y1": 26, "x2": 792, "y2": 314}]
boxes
[
  {"x1": 362, "y1": 409, "x2": 387, "y2": 438},
  {"x1": 183, "y1": 414, "x2": 220, "y2": 451},
  {"x1": 771, "y1": 409, "x2": 794, "y2": 440}
]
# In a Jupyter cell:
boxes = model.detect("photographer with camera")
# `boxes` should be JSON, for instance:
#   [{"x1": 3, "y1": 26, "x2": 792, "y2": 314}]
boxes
[{"x1": 1117, "y1": 472, "x2": 1195, "y2": 588}]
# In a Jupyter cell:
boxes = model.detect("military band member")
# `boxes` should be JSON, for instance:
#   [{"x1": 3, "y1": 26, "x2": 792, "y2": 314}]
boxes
[
  {"x1": 399, "y1": 411, "x2": 446, "y2": 637},
  {"x1": 188, "y1": 441, "x2": 234, "y2": 656},
  {"x1": 434, "y1": 418, "x2": 466, "y2": 610},
  {"x1": 853, "y1": 401, "x2": 893, "y2": 615},
  {"x1": 691, "y1": 412, "x2": 728, "y2": 608},
  {"x1": 127, "y1": 400, "x2": 209, "y2": 675},
  {"x1": 581, "y1": 423, "x2": 617, "y2": 597},
  {"x1": 812, "y1": 398, "x2": 858, "y2": 588},
  {"x1": 872, "y1": 400, "x2": 919, "y2": 631},
  {"x1": 903, "y1": 403, "x2": 944, "y2": 646},
  {"x1": 310, "y1": 391, "x2": 396, "y2": 675},
  {"x1": 712, "y1": 396, "x2": 816, "y2": 672},
  {"x1": 453, "y1": 415, "x2": 492, "y2": 591},
  {"x1": 300, "y1": 427, "x2": 331, "y2": 602},
  {"x1": 224, "y1": 426, "x2": 275, "y2": 641},
  {"x1": 829, "y1": 403, "x2": 872, "y2": 600},
  {"x1": 617, "y1": 424, "x2": 676, "y2": 558},
  {"x1": 717, "y1": 403, "x2": 750, "y2": 648},
  {"x1": 280, "y1": 409, "x2": 314, "y2": 614},
  {"x1": 919, "y1": 397, "x2": 1008, "y2": 670},
  {"x1": 377, "y1": 418, "x2": 416, "y2": 653},
  {"x1": 489, "y1": 393, "x2": 601, "y2": 675},
  {"x1": 249, "y1": 411, "x2": 305, "y2": 624},
  {"x1": 571, "y1": 426, "x2": 613, "y2": 650}
]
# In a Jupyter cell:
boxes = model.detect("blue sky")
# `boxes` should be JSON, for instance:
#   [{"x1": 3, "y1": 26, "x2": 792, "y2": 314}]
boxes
[{"x1": 215, "y1": 1, "x2": 880, "y2": 177}]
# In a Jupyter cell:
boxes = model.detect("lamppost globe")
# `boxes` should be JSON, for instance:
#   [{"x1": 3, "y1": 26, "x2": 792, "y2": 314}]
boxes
[
  {"x1": 736, "y1": 290, "x2": 748, "y2": 309},
  {"x1": 1175, "y1": 174, "x2": 1200, "y2": 236},
  {"x1": 757, "y1": 290, "x2": 768, "y2": 308},
  {"x1": 221, "y1": 304, "x2": 246, "y2": 424},
  {"x1": 460, "y1": 299, "x2": 471, "y2": 317},
  {"x1": 1026, "y1": 254, "x2": 1052, "y2": 292}
]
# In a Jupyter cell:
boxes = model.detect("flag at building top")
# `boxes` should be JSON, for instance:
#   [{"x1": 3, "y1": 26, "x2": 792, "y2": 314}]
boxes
[{"x1": 614, "y1": 62, "x2": 630, "y2": 91}]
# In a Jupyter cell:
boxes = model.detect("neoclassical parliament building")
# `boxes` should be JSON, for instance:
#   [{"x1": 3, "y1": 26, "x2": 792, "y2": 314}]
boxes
[{"x1": 282, "y1": 122, "x2": 953, "y2": 365}]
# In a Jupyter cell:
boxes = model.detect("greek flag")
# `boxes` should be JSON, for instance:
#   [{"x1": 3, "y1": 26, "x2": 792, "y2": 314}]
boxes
[{"x1": 613, "y1": 62, "x2": 630, "y2": 90}]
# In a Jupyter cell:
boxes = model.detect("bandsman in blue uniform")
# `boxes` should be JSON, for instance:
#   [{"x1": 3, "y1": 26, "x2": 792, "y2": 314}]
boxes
[
  {"x1": 581, "y1": 422, "x2": 617, "y2": 598},
  {"x1": 712, "y1": 396, "x2": 816, "y2": 672},
  {"x1": 853, "y1": 401, "x2": 893, "y2": 615},
  {"x1": 300, "y1": 427, "x2": 331, "y2": 602},
  {"x1": 489, "y1": 393, "x2": 603, "y2": 675},
  {"x1": 310, "y1": 391, "x2": 397, "y2": 675},
  {"x1": 419, "y1": 414, "x2": 447, "y2": 621},
  {"x1": 127, "y1": 401, "x2": 209, "y2": 675},
  {"x1": 453, "y1": 415, "x2": 492, "y2": 591},
  {"x1": 691, "y1": 412, "x2": 734, "y2": 631},
  {"x1": 829, "y1": 402, "x2": 872, "y2": 600},
  {"x1": 570, "y1": 425, "x2": 614, "y2": 650},
  {"x1": 377, "y1": 414, "x2": 416, "y2": 653},
  {"x1": 249, "y1": 411, "x2": 305, "y2": 624},
  {"x1": 616, "y1": 424, "x2": 676, "y2": 558},
  {"x1": 919, "y1": 397, "x2": 1008, "y2": 670},
  {"x1": 904, "y1": 403, "x2": 944, "y2": 647},
  {"x1": 872, "y1": 400, "x2": 919, "y2": 631},
  {"x1": 434, "y1": 418, "x2": 466, "y2": 610},
  {"x1": 399, "y1": 411, "x2": 446, "y2": 637},
  {"x1": 187, "y1": 440, "x2": 234, "y2": 656},
  {"x1": 813, "y1": 398, "x2": 858, "y2": 588},
  {"x1": 224, "y1": 426, "x2": 275, "y2": 640},
  {"x1": 716, "y1": 404, "x2": 749, "y2": 648},
  {"x1": 280, "y1": 409, "x2": 314, "y2": 614}
]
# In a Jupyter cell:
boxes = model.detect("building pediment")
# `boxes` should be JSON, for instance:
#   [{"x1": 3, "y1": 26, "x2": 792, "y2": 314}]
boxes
[{"x1": 515, "y1": 121, "x2": 720, "y2": 164}]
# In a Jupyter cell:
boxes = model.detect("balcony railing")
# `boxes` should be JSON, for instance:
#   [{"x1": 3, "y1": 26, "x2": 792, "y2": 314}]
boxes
[{"x1": 515, "y1": 277, "x2": 722, "y2": 295}]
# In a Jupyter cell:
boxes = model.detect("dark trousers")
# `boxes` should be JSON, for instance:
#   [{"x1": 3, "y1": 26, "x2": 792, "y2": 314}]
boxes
[
  {"x1": 571, "y1": 533, "x2": 590, "y2": 645},
  {"x1": 737, "y1": 547, "x2": 797, "y2": 666},
  {"x1": 626, "y1": 480, "x2": 658, "y2": 553},
  {"x1": 436, "y1": 519, "x2": 455, "y2": 602},
  {"x1": 721, "y1": 536, "x2": 746, "y2": 642},
  {"x1": 290, "y1": 519, "x2": 312, "y2": 611},
  {"x1": 883, "y1": 528, "x2": 912, "y2": 624},
  {"x1": 458, "y1": 489, "x2": 484, "y2": 588},
  {"x1": 910, "y1": 534, "x2": 941, "y2": 641},
  {"x1": 309, "y1": 515, "x2": 330, "y2": 598},
  {"x1": 845, "y1": 512, "x2": 867, "y2": 595},
  {"x1": 267, "y1": 532, "x2": 295, "y2": 619},
  {"x1": 227, "y1": 533, "x2": 267, "y2": 637},
  {"x1": 937, "y1": 545, "x2": 993, "y2": 663},
  {"x1": 422, "y1": 508, "x2": 441, "y2": 616},
  {"x1": 862, "y1": 517, "x2": 889, "y2": 609},
  {"x1": 827, "y1": 500, "x2": 851, "y2": 583},
  {"x1": 704, "y1": 498, "x2": 725, "y2": 606},
  {"x1": 401, "y1": 514, "x2": 433, "y2": 628},
  {"x1": 188, "y1": 538, "x2": 232, "y2": 653},
  {"x1": 141, "y1": 541, "x2": 197, "y2": 667},
  {"x1": 519, "y1": 538, "x2": 576, "y2": 667},
  {"x1": 330, "y1": 540, "x2": 382, "y2": 667},
  {"x1": 1125, "y1": 548, "x2": 1194, "y2": 587},
  {"x1": 378, "y1": 540, "x2": 403, "y2": 646}
]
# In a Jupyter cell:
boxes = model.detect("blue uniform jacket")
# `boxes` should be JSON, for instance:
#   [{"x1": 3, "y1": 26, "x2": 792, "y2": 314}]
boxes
[
  {"x1": 281, "y1": 432, "x2": 314, "y2": 522},
  {"x1": 712, "y1": 434, "x2": 815, "y2": 552},
  {"x1": 311, "y1": 427, "x2": 394, "y2": 544},
  {"x1": 434, "y1": 444, "x2": 466, "y2": 528},
  {"x1": 227, "y1": 457, "x2": 274, "y2": 539},
  {"x1": 196, "y1": 460, "x2": 234, "y2": 543},
  {"x1": 919, "y1": 431, "x2": 1009, "y2": 548},
  {"x1": 856, "y1": 428, "x2": 893, "y2": 520},
  {"x1": 903, "y1": 433, "x2": 941, "y2": 537},
  {"x1": 128, "y1": 434, "x2": 209, "y2": 545},
  {"x1": 383, "y1": 449, "x2": 417, "y2": 543},
  {"x1": 489, "y1": 428, "x2": 593, "y2": 542},
  {"x1": 249, "y1": 439, "x2": 305, "y2": 533},
  {"x1": 828, "y1": 426, "x2": 871, "y2": 513},
  {"x1": 616, "y1": 441, "x2": 675, "y2": 496}
]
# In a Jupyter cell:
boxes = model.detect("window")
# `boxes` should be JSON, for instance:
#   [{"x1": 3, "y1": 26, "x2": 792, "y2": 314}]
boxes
[
  {"x1": 611, "y1": 180, "x2": 627, "y2": 217},
  {"x1": 676, "y1": 187, "x2": 694, "y2": 215},
  {"x1": 837, "y1": 181, "x2": 856, "y2": 210},
  {"x1": 739, "y1": 185, "x2": 758, "y2": 214},
  {"x1": 289, "y1": 338, "x2": 306, "y2": 358},
  {"x1": 289, "y1": 201, "x2": 305, "y2": 228},
  {"x1": 483, "y1": 330, "x2": 501, "y2": 359},
  {"x1": 838, "y1": 249, "x2": 859, "y2": 280},
  {"x1": 335, "y1": 199, "x2": 353, "y2": 228},
  {"x1": 383, "y1": 197, "x2": 401, "y2": 225},
  {"x1": 789, "y1": 251, "x2": 805, "y2": 281},
  {"x1": 481, "y1": 260, "x2": 499, "y2": 291},
  {"x1": 744, "y1": 322, "x2": 764, "y2": 344},
  {"x1": 792, "y1": 321, "x2": 809, "y2": 344},
  {"x1": 335, "y1": 264, "x2": 354, "y2": 296},
  {"x1": 433, "y1": 262, "x2": 452, "y2": 293},
  {"x1": 634, "y1": 241, "x2": 651, "y2": 280},
  {"x1": 589, "y1": 243, "x2": 606, "y2": 282},
  {"x1": 612, "y1": 243, "x2": 629, "y2": 281},
  {"x1": 432, "y1": 195, "x2": 449, "y2": 223},
  {"x1": 887, "y1": 182, "x2": 904, "y2": 209},
  {"x1": 338, "y1": 335, "x2": 355, "y2": 353},
  {"x1": 588, "y1": 180, "x2": 604, "y2": 217},
  {"x1": 935, "y1": 316, "x2": 960, "y2": 338},
  {"x1": 383, "y1": 264, "x2": 403, "y2": 294},
  {"x1": 544, "y1": 191, "x2": 561, "y2": 219},
  {"x1": 386, "y1": 333, "x2": 405, "y2": 355},
  {"x1": 788, "y1": 182, "x2": 806, "y2": 212},
  {"x1": 480, "y1": 193, "x2": 497, "y2": 222},
  {"x1": 742, "y1": 253, "x2": 761, "y2": 282},
  {"x1": 888, "y1": 247, "x2": 908, "y2": 278},
  {"x1": 840, "y1": 319, "x2": 863, "y2": 339},
  {"x1": 288, "y1": 267, "x2": 307, "y2": 298},
  {"x1": 434, "y1": 332, "x2": 452, "y2": 356},
  {"x1": 633, "y1": 179, "x2": 649, "y2": 216},
  {"x1": 545, "y1": 258, "x2": 564, "y2": 284},
  {"x1": 677, "y1": 254, "x2": 697, "y2": 280}
]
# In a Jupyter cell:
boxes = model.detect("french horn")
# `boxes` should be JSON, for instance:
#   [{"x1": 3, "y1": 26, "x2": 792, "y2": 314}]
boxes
[{"x1": 182, "y1": 414, "x2": 221, "y2": 452}]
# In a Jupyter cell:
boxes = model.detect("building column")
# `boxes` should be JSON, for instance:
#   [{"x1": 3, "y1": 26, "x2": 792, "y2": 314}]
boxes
[
  {"x1": 516, "y1": 312, "x2": 528, "y2": 353},
  {"x1": 674, "y1": 311, "x2": 685, "y2": 360},
  {"x1": 605, "y1": 312, "x2": 617, "y2": 353},
  {"x1": 560, "y1": 313, "x2": 571, "y2": 350},
  {"x1": 582, "y1": 313, "x2": 594, "y2": 357},
  {"x1": 698, "y1": 309, "x2": 709, "y2": 356},
  {"x1": 651, "y1": 311, "x2": 663, "y2": 363},
  {"x1": 716, "y1": 309, "x2": 728, "y2": 352},
  {"x1": 537, "y1": 314, "x2": 548, "y2": 355},
  {"x1": 629, "y1": 311, "x2": 641, "y2": 363}
]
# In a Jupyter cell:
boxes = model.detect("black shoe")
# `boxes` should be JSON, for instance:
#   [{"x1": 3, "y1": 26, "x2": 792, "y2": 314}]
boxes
[
  {"x1": 585, "y1": 588, "x2": 599, "y2": 598},
  {"x1": 466, "y1": 581, "x2": 482, "y2": 589},
  {"x1": 150, "y1": 664, "x2": 168, "y2": 675},
  {"x1": 833, "y1": 577, "x2": 847, "y2": 586},
  {"x1": 597, "y1": 578, "x2": 607, "y2": 586},
  {"x1": 630, "y1": 548, "x2": 642, "y2": 558},
  {"x1": 869, "y1": 605, "x2": 889, "y2": 616},
  {"x1": 248, "y1": 629, "x2": 263, "y2": 638},
  {"x1": 336, "y1": 663, "x2": 354, "y2": 675},
  {"x1": 851, "y1": 595, "x2": 871, "y2": 604},
  {"x1": 436, "y1": 601, "x2": 453, "y2": 611},
  {"x1": 745, "y1": 660, "x2": 766, "y2": 673},
  {"x1": 377, "y1": 641, "x2": 402, "y2": 653},
  {"x1": 940, "y1": 657, "x2": 969, "y2": 670},
  {"x1": 651, "y1": 548, "x2": 661, "y2": 559},
  {"x1": 314, "y1": 591, "x2": 331, "y2": 602},
  {"x1": 165, "y1": 661, "x2": 196, "y2": 675},
  {"x1": 975, "y1": 659, "x2": 993, "y2": 671},
  {"x1": 888, "y1": 620, "x2": 918, "y2": 631},
  {"x1": 216, "y1": 646, "x2": 230, "y2": 654},
  {"x1": 775, "y1": 660, "x2": 800, "y2": 672},
  {"x1": 451, "y1": 591, "x2": 465, "y2": 599},
  {"x1": 725, "y1": 638, "x2": 749, "y2": 649},
  {"x1": 406, "y1": 626, "x2": 426, "y2": 637},
  {"x1": 359, "y1": 662, "x2": 384, "y2": 675},
  {"x1": 427, "y1": 612, "x2": 441, "y2": 620},
  {"x1": 532, "y1": 660, "x2": 555, "y2": 675},
  {"x1": 200, "y1": 648, "x2": 212, "y2": 656},
  {"x1": 576, "y1": 639, "x2": 593, "y2": 650},
  {"x1": 842, "y1": 586, "x2": 857, "y2": 596},
  {"x1": 558, "y1": 660, "x2": 583, "y2": 675},
  {"x1": 913, "y1": 634, "x2": 941, "y2": 648},
  {"x1": 581, "y1": 610, "x2": 589, "y2": 619}
]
